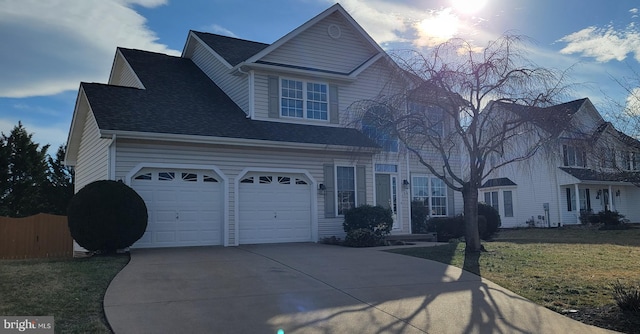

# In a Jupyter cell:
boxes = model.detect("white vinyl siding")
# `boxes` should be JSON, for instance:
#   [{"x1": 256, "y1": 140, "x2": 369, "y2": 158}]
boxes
[
  {"x1": 108, "y1": 52, "x2": 144, "y2": 88},
  {"x1": 260, "y1": 12, "x2": 377, "y2": 74},
  {"x1": 189, "y1": 38, "x2": 249, "y2": 113},
  {"x1": 114, "y1": 139, "x2": 374, "y2": 243},
  {"x1": 74, "y1": 110, "x2": 110, "y2": 192},
  {"x1": 253, "y1": 60, "x2": 391, "y2": 124}
]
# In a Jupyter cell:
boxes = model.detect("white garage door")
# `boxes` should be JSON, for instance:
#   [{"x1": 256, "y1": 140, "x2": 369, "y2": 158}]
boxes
[
  {"x1": 131, "y1": 169, "x2": 223, "y2": 248},
  {"x1": 238, "y1": 173, "x2": 312, "y2": 244}
]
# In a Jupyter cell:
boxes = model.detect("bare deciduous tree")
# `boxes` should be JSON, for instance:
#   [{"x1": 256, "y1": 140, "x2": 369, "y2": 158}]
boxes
[{"x1": 352, "y1": 35, "x2": 569, "y2": 252}]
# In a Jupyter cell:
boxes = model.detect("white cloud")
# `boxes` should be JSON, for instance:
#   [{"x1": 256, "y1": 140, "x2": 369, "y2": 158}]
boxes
[
  {"x1": 0, "y1": 0, "x2": 180, "y2": 98},
  {"x1": 625, "y1": 87, "x2": 640, "y2": 116},
  {"x1": 330, "y1": 0, "x2": 493, "y2": 51},
  {"x1": 207, "y1": 24, "x2": 238, "y2": 38},
  {"x1": 558, "y1": 24, "x2": 640, "y2": 63}
]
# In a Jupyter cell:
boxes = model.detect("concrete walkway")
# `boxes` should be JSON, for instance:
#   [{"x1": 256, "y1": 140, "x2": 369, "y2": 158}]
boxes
[{"x1": 104, "y1": 243, "x2": 616, "y2": 333}]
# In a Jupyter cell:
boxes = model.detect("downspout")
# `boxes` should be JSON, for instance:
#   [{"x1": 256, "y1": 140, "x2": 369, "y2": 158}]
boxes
[
  {"x1": 108, "y1": 134, "x2": 116, "y2": 180},
  {"x1": 406, "y1": 151, "x2": 412, "y2": 234},
  {"x1": 574, "y1": 183, "x2": 580, "y2": 224}
]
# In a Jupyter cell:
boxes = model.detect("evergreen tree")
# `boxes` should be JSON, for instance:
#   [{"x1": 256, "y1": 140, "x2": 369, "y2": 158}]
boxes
[
  {"x1": 0, "y1": 122, "x2": 50, "y2": 217},
  {"x1": 45, "y1": 145, "x2": 74, "y2": 215}
]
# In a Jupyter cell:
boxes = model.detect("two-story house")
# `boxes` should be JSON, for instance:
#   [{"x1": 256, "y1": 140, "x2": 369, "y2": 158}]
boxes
[
  {"x1": 65, "y1": 4, "x2": 462, "y2": 250},
  {"x1": 480, "y1": 98, "x2": 640, "y2": 228}
]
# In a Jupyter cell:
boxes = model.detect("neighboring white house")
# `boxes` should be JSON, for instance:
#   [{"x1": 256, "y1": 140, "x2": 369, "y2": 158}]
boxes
[
  {"x1": 65, "y1": 4, "x2": 463, "y2": 250},
  {"x1": 481, "y1": 98, "x2": 640, "y2": 228}
]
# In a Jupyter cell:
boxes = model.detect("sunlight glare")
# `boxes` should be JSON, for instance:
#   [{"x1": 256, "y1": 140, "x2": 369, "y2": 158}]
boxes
[{"x1": 418, "y1": 9, "x2": 459, "y2": 42}]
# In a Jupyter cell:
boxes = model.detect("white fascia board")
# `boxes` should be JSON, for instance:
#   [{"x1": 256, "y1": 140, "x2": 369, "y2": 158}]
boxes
[
  {"x1": 238, "y1": 62, "x2": 356, "y2": 83},
  {"x1": 348, "y1": 53, "x2": 385, "y2": 78},
  {"x1": 99, "y1": 129, "x2": 379, "y2": 153},
  {"x1": 64, "y1": 86, "x2": 89, "y2": 166}
]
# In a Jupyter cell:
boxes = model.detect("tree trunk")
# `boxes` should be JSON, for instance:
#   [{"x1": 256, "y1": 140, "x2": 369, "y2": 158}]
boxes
[{"x1": 462, "y1": 183, "x2": 482, "y2": 253}]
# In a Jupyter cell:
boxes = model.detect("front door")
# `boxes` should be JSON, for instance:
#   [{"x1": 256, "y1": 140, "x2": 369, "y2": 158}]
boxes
[{"x1": 375, "y1": 174, "x2": 399, "y2": 229}]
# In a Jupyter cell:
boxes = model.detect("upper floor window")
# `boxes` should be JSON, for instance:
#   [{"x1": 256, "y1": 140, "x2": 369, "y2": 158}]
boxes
[
  {"x1": 622, "y1": 151, "x2": 640, "y2": 171},
  {"x1": 601, "y1": 149, "x2": 616, "y2": 169},
  {"x1": 562, "y1": 144, "x2": 586, "y2": 167},
  {"x1": 408, "y1": 102, "x2": 445, "y2": 137},
  {"x1": 281, "y1": 79, "x2": 328, "y2": 120},
  {"x1": 362, "y1": 107, "x2": 398, "y2": 152}
]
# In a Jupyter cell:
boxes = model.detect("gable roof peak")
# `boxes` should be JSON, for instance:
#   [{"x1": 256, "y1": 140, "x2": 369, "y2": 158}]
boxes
[{"x1": 241, "y1": 3, "x2": 385, "y2": 67}]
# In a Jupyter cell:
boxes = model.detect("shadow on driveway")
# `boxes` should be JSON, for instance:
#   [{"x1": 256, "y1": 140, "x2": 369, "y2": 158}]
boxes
[{"x1": 103, "y1": 243, "x2": 614, "y2": 333}]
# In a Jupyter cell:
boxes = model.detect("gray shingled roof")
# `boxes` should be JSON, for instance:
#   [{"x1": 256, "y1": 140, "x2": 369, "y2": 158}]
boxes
[
  {"x1": 559, "y1": 167, "x2": 640, "y2": 183},
  {"x1": 83, "y1": 48, "x2": 378, "y2": 149},
  {"x1": 493, "y1": 98, "x2": 587, "y2": 136},
  {"x1": 480, "y1": 177, "x2": 517, "y2": 188},
  {"x1": 192, "y1": 31, "x2": 269, "y2": 66}
]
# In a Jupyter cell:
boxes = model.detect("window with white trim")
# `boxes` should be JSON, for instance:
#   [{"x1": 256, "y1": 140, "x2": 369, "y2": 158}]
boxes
[
  {"x1": 281, "y1": 78, "x2": 328, "y2": 120},
  {"x1": 336, "y1": 166, "x2": 355, "y2": 215},
  {"x1": 562, "y1": 144, "x2": 586, "y2": 167},
  {"x1": 484, "y1": 191, "x2": 499, "y2": 212},
  {"x1": 362, "y1": 107, "x2": 399, "y2": 152},
  {"x1": 503, "y1": 191, "x2": 513, "y2": 217},
  {"x1": 408, "y1": 102, "x2": 445, "y2": 137},
  {"x1": 411, "y1": 175, "x2": 448, "y2": 216},
  {"x1": 622, "y1": 151, "x2": 640, "y2": 171}
]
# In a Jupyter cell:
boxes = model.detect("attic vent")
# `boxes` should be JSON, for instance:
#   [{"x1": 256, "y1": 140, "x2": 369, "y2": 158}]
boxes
[{"x1": 327, "y1": 24, "x2": 342, "y2": 39}]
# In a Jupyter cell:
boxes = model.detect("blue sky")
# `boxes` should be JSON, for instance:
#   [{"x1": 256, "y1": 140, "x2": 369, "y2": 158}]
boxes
[{"x1": 2, "y1": 0, "x2": 640, "y2": 149}]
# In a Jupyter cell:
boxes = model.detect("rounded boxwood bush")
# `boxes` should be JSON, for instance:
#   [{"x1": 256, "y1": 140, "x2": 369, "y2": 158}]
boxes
[
  {"x1": 343, "y1": 205, "x2": 393, "y2": 237},
  {"x1": 68, "y1": 180, "x2": 148, "y2": 253},
  {"x1": 344, "y1": 228, "x2": 381, "y2": 247},
  {"x1": 478, "y1": 203, "x2": 501, "y2": 240}
]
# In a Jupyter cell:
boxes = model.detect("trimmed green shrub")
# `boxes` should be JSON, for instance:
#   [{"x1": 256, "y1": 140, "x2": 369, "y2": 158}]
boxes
[
  {"x1": 68, "y1": 180, "x2": 148, "y2": 253},
  {"x1": 478, "y1": 203, "x2": 501, "y2": 240},
  {"x1": 344, "y1": 228, "x2": 380, "y2": 247},
  {"x1": 613, "y1": 281, "x2": 640, "y2": 312},
  {"x1": 411, "y1": 201, "x2": 430, "y2": 234},
  {"x1": 430, "y1": 215, "x2": 465, "y2": 242},
  {"x1": 343, "y1": 205, "x2": 393, "y2": 247}
]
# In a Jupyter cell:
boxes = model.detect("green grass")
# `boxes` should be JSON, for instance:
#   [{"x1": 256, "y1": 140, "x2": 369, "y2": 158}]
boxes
[
  {"x1": 389, "y1": 228, "x2": 640, "y2": 311},
  {"x1": 0, "y1": 255, "x2": 129, "y2": 334}
]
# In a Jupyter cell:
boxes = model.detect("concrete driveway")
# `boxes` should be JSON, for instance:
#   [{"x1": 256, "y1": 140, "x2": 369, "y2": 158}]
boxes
[{"x1": 104, "y1": 243, "x2": 615, "y2": 334}]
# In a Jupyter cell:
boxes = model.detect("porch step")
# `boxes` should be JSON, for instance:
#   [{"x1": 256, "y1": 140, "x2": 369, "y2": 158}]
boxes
[{"x1": 385, "y1": 233, "x2": 437, "y2": 243}]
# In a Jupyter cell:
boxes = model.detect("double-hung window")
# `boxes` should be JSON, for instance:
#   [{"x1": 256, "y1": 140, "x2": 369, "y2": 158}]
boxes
[
  {"x1": 562, "y1": 144, "x2": 586, "y2": 167},
  {"x1": 281, "y1": 79, "x2": 328, "y2": 120},
  {"x1": 411, "y1": 176, "x2": 447, "y2": 216},
  {"x1": 622, "y1": 151, "x2": 640, "y2": 171},
  {"x1": 362, "y1": 107, "x2": 399, "y2": 152},
  {"x1": 484, "y1": 191, "x2": 499, "y2": 212},
  {"x1": 336, "y1": 166, "x2": 355, "y2": 215}
]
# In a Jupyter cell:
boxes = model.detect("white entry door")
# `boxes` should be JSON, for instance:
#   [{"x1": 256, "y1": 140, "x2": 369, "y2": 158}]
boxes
[{"x1": 375, "y1": 174, "x2": 399, "y2": 229}]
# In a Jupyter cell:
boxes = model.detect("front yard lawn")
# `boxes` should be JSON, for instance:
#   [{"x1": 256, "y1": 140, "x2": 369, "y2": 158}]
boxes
[
  {"x1": 388, "y1": 227, "x2": 640, "y2": 333},
  {"x1": 0, "y1": 255, "x2": 129, "y2": 333}
]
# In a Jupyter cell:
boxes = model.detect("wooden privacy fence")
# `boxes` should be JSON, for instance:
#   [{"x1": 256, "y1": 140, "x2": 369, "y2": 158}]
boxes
[{"x1": 0, "y1": 213, "x2": 73, "y2": 259}]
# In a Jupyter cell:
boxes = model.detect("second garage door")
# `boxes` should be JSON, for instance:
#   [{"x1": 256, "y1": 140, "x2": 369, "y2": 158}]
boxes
[{"x1": 238, "y1": 173, "x2": 312, "y2": 244}]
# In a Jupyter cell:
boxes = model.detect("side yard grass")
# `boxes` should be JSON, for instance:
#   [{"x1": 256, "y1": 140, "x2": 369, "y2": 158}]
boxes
[
  {"x1": 0, "y1": 255, "x2": 129, "y2": 333},
  {"x1": 388, "y1": 227, "x2": 640, "y2": 333}
]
